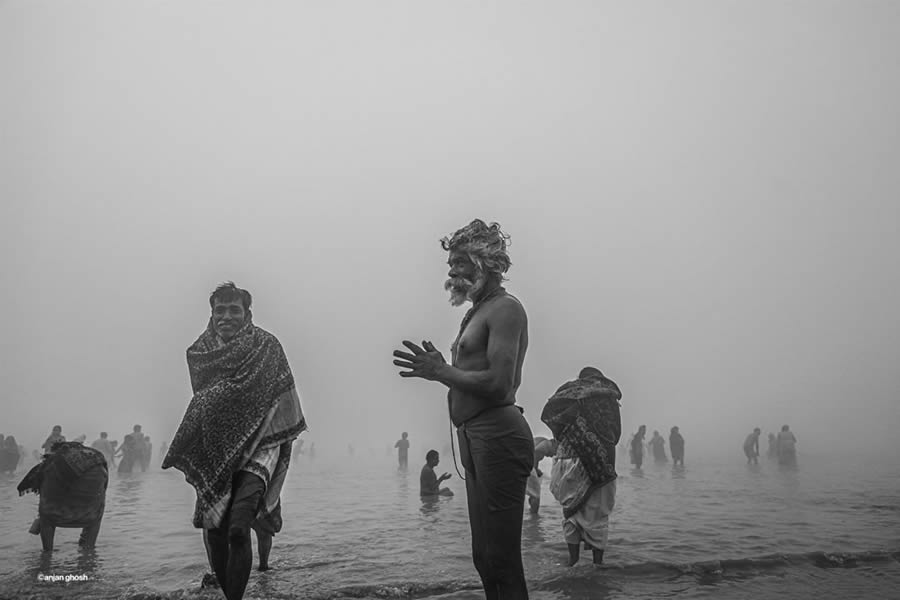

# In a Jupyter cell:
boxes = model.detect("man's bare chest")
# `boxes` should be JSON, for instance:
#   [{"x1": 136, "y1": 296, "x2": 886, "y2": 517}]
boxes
[{"x1": 452, "y1": 316, "x2": 489, "y2": 365}]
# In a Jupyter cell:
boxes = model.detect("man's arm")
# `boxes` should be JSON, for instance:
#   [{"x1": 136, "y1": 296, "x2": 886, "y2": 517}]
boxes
[{"x1": 434, "y1": 303, "x2": 525, "y2": 399}]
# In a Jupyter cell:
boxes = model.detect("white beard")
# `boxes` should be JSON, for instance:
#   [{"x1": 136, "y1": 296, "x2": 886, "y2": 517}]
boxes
[{"x1": 444, "y1": 275, "x2": 486, "y2": 307}]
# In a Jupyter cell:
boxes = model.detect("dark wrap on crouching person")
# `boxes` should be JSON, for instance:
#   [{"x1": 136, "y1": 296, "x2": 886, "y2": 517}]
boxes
[{"x1": 540, "y1": 368, "x2": 622, "y2": 519}]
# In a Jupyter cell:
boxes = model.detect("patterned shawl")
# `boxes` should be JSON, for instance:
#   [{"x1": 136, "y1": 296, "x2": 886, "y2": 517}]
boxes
[
  {"x1": 162, "y1": 317, "x2": 307, "y2": 529},
  {"x1": 541, "y1": 373, "x2": 622, "y2": 518}
]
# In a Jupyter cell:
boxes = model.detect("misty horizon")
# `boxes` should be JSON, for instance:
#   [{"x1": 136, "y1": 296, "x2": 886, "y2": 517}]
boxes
[{"x1": 3, "y1": 1, "x2": 899, "y2": 463}]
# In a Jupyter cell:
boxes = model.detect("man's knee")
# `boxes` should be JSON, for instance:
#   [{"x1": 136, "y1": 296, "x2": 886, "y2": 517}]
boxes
[{"x1": 228, "y1": 524, "x2": 251, "y2": 545}]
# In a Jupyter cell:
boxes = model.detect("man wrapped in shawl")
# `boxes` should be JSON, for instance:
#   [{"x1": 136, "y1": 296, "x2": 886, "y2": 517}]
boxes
[
  {"x1": 163, "y1": 282, "x2": 306, "y2": 600},
  {"x1": 541, "y1": 367, "x2": 621, "y2": 566}
]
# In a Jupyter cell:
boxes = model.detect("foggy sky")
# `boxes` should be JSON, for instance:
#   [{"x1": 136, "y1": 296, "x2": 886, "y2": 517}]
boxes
[{"x1": 2, "y1": 1, "x2": 899, "y2": 459}]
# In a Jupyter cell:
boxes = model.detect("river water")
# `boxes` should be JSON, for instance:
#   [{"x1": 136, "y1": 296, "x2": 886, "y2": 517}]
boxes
[{"x1": 1, "y1": 450, "x2": 898, "y2": 600}]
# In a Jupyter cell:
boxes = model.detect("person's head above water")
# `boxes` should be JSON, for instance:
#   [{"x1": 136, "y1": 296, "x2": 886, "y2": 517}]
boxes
[
  {"x1": 426, "y1": 449, "x2": 439, "y2": 466},
  {"x1": 133, "y1": 425, "x2": 142, "y2": 433},
  {"x1": 441, "y1": 219, "x2": 512, "y2": 307},
  {"x1": 100, "y1": 432, "x2": 107, "y2": 439},
  {"x1": 754, "y1": 427, "x2": 761, "y2": 434},
  {"x1": 209, "y1": 281, "x2": 253, "y2": 342},
  {"x1": 401, "y1": 432, "x2": 408, "y2": 439},
  {"x1": 781, "y1": 425, "x2": 790, "y2": 432},
  {"x1": 52, "y1": 425, "x2": 62, "y2": 434},
  {"x1": 671, "y1": 426, "x2": 679, "y2": 434},
  {"x1": 638, "y1": 425, "x2": 646, "y2": 435}
]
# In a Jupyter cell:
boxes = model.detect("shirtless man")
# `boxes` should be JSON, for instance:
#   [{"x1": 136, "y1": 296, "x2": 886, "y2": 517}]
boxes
[
  {"x1": 743, "y1": 428, "x2": 761, "y2": 465},
  {"x1": 394, "y1": 219, "x2": 534, "y2": 600},
  {"x1": 420, "y1": 450, "x2": 454, "y2": 497}
]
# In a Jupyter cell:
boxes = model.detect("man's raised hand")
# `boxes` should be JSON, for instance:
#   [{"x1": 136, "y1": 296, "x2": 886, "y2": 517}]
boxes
[{"x1": 393, "y1": 340, "x2": 447, "y2": 381}]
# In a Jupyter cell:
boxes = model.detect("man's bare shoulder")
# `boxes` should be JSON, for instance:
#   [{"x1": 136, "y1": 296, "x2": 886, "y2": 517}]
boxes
[{"x1": 487, "y1": 293, "x2": 528, "y2": 321}]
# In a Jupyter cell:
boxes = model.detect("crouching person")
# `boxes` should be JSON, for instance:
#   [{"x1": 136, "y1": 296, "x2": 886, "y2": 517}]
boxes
[
  {"x1": 18, "y1": 441, "x2": 109, "y2": 551},
  {"x1": 542, "y1": 367, "x2": 622, "y2": 566}
]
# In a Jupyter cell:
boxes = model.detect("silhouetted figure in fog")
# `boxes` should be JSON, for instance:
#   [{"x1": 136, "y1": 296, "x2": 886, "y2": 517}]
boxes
[
  {"x1": 116, "y1": 425, "x2": 142, "y2": 474},
  {"x1": 141, "y1": 436, "x2": 152, "y2": 471},
  {"x1": 41, "y1": 426, "x2": 65, "y2": 453},
  {"x1": 420, "y1": 450, "x2": 453, "y2": 497},
  {"x1": 91, "y1": 432, "x2": 115, "y2": 466},
  {"x1": 649, "y1": 430, "x2": 667, "y2": 463},
  {"x1": 1, "y1": 435, "x2": 21, "y2": 474},
  {"x1": 767, "y1": 433, "x2": 777, "y2": 459},
  {"x1": 163, "y1": 282, "x2": 307, "y2": 600},
  {"x1": 630, "y1": 425, "x2": 646, "y2": 469},
  {"x1": 394, "y1": 432, "x2": 410, "y2": 470},
  {"x1": 293, "y1": 438, "x2": 306, "y2": 460},
  {"x1": 776, "y1": 425, "x2": 797, "y2": 466},
  {"x1": 669, "y1": 426, "x2": 684, "y2": 467},
  {"x1": 743, "y1": 428, "x2": 761, "y2": 464}
]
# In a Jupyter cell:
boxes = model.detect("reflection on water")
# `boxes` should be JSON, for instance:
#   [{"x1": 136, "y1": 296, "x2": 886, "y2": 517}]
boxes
[
  {"x1": 114, "y1": 473, "x2": 146, "y2": 505},
  {"x1": 419, "y1": 496, "x2": 441, "y2": 517}
]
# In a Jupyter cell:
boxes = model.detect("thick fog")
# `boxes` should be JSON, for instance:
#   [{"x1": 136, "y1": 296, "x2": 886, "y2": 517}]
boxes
[{"x1": 2, "y1": 2, "x2": 899, "y2": 462}]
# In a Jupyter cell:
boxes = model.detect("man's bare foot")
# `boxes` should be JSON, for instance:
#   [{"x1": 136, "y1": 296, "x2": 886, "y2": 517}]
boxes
[
  {"x1": 257, "y1": 564, "x2": 270, "y2": 572},
  {"x1": 592, "y1": 549, "x2": 604, "y2": 565}
]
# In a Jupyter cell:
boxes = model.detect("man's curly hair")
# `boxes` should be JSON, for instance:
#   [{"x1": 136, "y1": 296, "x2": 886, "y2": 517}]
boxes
[{"x1": 440, "y1": 219, "x2": 512, "y2": 280}]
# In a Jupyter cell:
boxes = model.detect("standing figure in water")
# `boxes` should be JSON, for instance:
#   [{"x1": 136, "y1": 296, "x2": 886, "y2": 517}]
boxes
[
  {"x1": 116, "y1": 426, "x2": 142, "y2": 474},
  {"x1": 1, "y1": 436, "x2": 21, "y2": 474},
  {"x1": 526, "y1": 436, "x2": 558, "y2": 513},
  {"x1": 743, "y1": 428, "x2": 761, "y2": 464},
  {"x1": 649, "y1": 430, "x2": 667, "y2": 463},
  {"x1": 669, "y1": 426, "x2": 685, "y2": 467},
  {"x1": 393, "y1": 219, "x2": 534, "y2": 599},
  {"x1": 776, "y1": 425, "x2": 797, "y2": 466},
  {"x1": 395, "y1": 432, "x2": 410, "y2": 471},
  {"x1": 630, "y1": 425, "x2": 646, "y2": 469},
  {"x1": 41, "y1": 426, "x2": 66, "y2": 453},
  {"x1": 163, "y1": 282, "x2": 307, "y2": 600},
  {"x1": 543, "y1": 367, "x2": 622, "y2": 566},
  {"x1": 141, "y1": 436, "x2": 153, "y2": 471},
  {"x1": 91, "y1": 432, "x2": 115, "y2": 466}
]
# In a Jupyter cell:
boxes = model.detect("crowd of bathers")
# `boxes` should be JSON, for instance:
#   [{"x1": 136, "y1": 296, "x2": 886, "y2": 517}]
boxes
[{"x1": 4, "y1": 424, "x2": 166, "y2": 476}]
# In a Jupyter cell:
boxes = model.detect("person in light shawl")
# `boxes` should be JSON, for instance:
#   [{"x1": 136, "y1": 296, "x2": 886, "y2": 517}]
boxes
[
  {"x1": 542, "y1": 367, "x2": 622, "y2": 566},
  {"x1": 163, "y1": 282, "x2": 307, "y2": 600}
]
